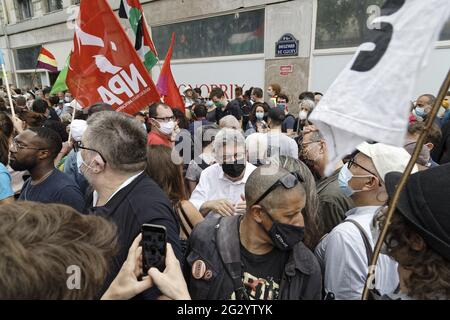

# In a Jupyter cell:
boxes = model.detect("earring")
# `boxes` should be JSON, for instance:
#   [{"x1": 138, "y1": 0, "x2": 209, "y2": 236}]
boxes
[{"x1": 376, "y1": 191, "x2": 388, "y2": 204}]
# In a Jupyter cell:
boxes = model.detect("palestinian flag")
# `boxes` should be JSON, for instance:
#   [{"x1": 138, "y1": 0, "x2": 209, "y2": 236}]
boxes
[
  {"x1": 37, "y1": 47, "x2": 58, "y2": 73},
  {"x1": 119, "y1": 0, "x2": 158, "y2": 72}
]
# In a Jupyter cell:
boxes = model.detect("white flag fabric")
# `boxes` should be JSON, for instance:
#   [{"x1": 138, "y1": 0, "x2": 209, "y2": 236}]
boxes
[{"x1": 309, "y1": 0, "x2": 450, "y2": 175}]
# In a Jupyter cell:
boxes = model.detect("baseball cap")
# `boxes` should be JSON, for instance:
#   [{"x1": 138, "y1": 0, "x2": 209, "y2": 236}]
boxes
[{"x1": 356, "y1": 142, "x2": 418, "y2": 183}]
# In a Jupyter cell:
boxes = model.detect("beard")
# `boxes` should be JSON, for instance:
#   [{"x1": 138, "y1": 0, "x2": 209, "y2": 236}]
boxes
[
  {"x1": 299, "y1": 153, "x2": 322, "y2": 182},
  {"x1": 9, "y1": 158, "x2": 35, "y2": 172}
]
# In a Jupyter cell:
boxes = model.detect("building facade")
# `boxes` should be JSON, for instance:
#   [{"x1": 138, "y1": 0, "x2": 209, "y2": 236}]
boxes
[{"x1": 0, "y1": 0, "x2": 449, "y2": 110}]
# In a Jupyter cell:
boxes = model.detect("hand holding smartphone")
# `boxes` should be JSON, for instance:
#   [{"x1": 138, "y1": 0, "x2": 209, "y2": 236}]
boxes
[{"x1": 141, "y1": 224, "x2": 167, "y2": 275}]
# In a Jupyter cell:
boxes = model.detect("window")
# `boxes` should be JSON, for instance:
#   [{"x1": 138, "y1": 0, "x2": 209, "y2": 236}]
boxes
[
  {"x1": 315, "y1": 0, "x2": 450, "y2": 50},
  {"x1": 47, "y1": 0, "x2": 63, "y2": 12},
  {"x1": 17, "y1": 0, "x2": 33, "y2": 20},
  {"x1": 14, "y1": 46, "x2": 41, "y2": 70},
  {"x1": 152, "y1": 9, "x2": 265, "y2": 60}
]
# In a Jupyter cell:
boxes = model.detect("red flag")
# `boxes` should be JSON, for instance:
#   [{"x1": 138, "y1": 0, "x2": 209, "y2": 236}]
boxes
[
  {"x1": 66, "y1": 0, "x2": 160, "y2": 115},
  {"x1": 156, "y1": 34, "x2": 185, "y2": 113}
]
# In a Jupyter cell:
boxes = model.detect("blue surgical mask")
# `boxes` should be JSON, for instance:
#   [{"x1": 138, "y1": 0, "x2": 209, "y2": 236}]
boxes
[
  {"x1": 415, "y1": 107, "x2": 426, "y2": 118},
  {"x1": 338, "y1": 163, "x2": 368, "y2": 197},
  {"x1": 256, "y1": 112, "x2": 265, "y2": 120}
]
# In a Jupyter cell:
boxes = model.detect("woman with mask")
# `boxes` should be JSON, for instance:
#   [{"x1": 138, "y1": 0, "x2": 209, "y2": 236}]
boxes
[
  {"x1": 297, "y1": 99, "x2": 315, "y2": 134},
  {"x1": 245, "y1": 102, "x2": 269, "y2": 136}
]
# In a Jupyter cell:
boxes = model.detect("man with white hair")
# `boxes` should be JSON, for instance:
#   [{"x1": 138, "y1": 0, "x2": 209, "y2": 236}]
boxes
[
  {"x1": 189, "y1": 128, "x2": 257, "y2": 217},
  {"x1": 219, "y1": 115, "x2": 241, "y2": 130},
  {"x1": 315, "y1": 142, "x2": 418, "y2": 300}
]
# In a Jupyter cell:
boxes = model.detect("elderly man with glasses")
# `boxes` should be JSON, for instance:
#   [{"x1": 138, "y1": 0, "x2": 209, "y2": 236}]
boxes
[
  {"x1": 300, "y1": 125, "x2": 354, "y2": 234},
  {"x1": 189, "y1": 128, "x2": 257, "y2": 217},
  {"x1": 80, "y1": 111, "x2": 182, "y2": 300},
  {"x1": 185, "y1": 165, "x2": 322, "y2": 300},
  {"x1": 315, "y1": 142, "x2": 418, "y2": 300}
]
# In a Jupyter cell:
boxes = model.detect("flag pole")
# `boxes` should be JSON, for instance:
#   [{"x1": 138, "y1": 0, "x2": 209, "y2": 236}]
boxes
[
  {"x1": 2, "y1": 63, "x2": 15, "y2": 118},
  {"x1": 67, "y1": 106, "x2": 77, "y2": 142},
  {"x1": 30, "y1": 64, "x2": 38, "y2": 89},
  {"x1": 361, "y1": 68, "x2": 450, "y2": 300}
]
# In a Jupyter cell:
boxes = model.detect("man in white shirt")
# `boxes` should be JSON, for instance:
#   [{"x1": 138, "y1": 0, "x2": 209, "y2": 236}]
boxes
[
  {"x1": 315, "y1": 142, "x2": 417, "y2": 300},
  {"x1": 189, "y1": 128, "x2": 257, "y2": 217}
]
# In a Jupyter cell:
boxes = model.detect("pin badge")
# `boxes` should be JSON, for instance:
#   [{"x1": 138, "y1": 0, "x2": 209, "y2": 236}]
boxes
[{"x1": 192, "y1": 260, "x2": 207, "y2": 280}]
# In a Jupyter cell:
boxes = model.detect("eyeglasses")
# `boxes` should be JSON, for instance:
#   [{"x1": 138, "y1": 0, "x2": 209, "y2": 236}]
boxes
[
  {"x1": 253, "y1": 172, "x2": 304, "y2": 206},
  {"x1": 347, "y1": 158, "x2": 378, "y2": 177},
  {"x1": 301, "y1": 140, "x2": 321, "y2": 148},
  {"x1": 73, "y1": 141, "x2": 107, "y2": 164},
  {"x1": 222, "y1": 153, "x2": 245, "y2": 163},
  {"x1": 11, "y1": 139, "x2": 45, "y2": 151},
  {"x1": 153, "y1": 116, "x2": 175, "y2": 122}
]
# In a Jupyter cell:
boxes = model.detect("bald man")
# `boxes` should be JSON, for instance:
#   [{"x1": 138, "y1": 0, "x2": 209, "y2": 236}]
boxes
[{"x1": 185, "y1": 165, "x2": 322, "y2": 300}]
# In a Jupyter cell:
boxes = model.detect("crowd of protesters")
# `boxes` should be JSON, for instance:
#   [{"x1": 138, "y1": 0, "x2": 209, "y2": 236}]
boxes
[{"x1": 0, "y1": 82, "x2": 449, "y2": 300}]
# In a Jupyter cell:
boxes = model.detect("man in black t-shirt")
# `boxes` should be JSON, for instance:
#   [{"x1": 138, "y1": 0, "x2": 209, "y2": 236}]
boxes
[
  {"x1": 185, "y1": 166, "x2": 322, "y2": 300},
  {"x1": 10, "y1": 127, "x2": 85, "y2": 212}
]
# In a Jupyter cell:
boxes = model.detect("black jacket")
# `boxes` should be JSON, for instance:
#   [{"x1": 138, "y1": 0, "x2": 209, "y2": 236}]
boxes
[
  {"x1": 185, "y1": 214, "x2": 322, "y2": 300},
  {"x1": 86, "y1": 173, "x2": 182, "y2": 299}
]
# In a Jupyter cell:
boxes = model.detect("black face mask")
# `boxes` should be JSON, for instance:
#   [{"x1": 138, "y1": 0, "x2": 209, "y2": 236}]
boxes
[
  {"x1": 222, "y1": 162, "x2": 246, "y2": 178},
  {"x1": 262, "y1": 209, "x2": 305, "y2": 251}
]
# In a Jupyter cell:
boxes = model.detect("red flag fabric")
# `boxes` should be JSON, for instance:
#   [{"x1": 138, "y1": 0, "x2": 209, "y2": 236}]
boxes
[
  {"x1": 66, "y1": 0, "x2": 160, "y2": 114},
  {"x1": 156, "y1": 34, "x2": 185, "y2": 113}
]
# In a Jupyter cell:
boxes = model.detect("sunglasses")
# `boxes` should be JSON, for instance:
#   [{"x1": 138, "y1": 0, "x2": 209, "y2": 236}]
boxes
[{"x1": 253, "y1": 172, "x2": 304, "y2": 206}]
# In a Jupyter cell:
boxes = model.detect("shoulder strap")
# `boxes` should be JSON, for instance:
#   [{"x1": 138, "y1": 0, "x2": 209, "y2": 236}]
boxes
[
  {"x1": 345, "y1": 219, "x2": 373, "y2": 266},
  {"x1": 215, "y1": 216, "x2": 250, "y2": 300},
  {"x1": 178, "y1": 201, "x2": 194, "y2": 230}
]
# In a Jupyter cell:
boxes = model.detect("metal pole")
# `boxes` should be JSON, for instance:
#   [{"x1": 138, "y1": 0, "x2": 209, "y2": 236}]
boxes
[
  {"x1": 361, "y1": 68, "x2": 450, "y2": 300},
  {"x1": 0, "y1": 0, "x2": 17, "y2": 87}
]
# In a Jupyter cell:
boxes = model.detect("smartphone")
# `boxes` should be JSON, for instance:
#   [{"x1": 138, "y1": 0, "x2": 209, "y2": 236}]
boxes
[{"x1": 141, "y1": 224, "x2": 167, "y2": 274}]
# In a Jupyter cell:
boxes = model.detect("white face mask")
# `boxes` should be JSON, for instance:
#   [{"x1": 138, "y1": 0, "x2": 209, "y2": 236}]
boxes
[
  {"x1": 77, "y1": 151, "x2": 95, "y2": 176},
  {"x1": 158, "y1": 120, "x2": 175, "y2": 136},
  {"x1": 299, "y1": 110, "x2": 308, "y2": 121}
]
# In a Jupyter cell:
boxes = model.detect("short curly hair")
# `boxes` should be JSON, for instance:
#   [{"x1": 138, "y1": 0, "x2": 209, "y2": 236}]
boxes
[
  {"x1": 383, "y1": 212, "x2": 450, "y2": 300},
  {"x1": 0, "y1": 202, "x2": 118, "y2": 299}
]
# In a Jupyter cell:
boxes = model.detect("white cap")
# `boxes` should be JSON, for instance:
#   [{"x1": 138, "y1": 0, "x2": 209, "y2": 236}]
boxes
[
  {"x1": 356, "y1": 142, "x2": 418, "y2": 183},
  {"x1": 70, "y1": 119, "x2": 87, "y2": 142}
]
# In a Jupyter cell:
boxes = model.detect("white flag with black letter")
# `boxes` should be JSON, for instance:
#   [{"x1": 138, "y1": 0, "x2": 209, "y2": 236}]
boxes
[{"x1": 309, "y1": 0, "x2": 450, "y2": 175}]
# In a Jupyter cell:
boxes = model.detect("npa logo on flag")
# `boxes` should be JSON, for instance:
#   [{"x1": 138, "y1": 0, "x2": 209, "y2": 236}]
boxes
[{"x1": 67, "y1": 0, "x2": 160, "y2": 115}]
